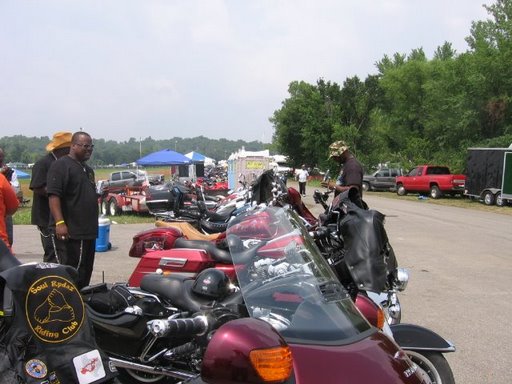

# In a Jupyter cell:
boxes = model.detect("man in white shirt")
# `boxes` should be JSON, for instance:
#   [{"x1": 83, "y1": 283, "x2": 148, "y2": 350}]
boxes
[{"x1": 297, "y1": 164, "x2": 309, "y2": 196}]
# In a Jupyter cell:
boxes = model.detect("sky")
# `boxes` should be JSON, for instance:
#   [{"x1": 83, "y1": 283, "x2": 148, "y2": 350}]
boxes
[{"x1": 0, "y1": 0, "x2": 490, "y2": 144}]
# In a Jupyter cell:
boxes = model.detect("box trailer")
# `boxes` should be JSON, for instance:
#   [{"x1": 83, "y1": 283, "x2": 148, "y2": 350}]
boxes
[{"x1": 465, "y1": 147, "x2": 512, "y2": 206}]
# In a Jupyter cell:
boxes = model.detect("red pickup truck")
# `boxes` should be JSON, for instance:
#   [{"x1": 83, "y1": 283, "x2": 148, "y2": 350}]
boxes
[{"x1": 395, "y1": 165, "x2": 466, "y2": 199}]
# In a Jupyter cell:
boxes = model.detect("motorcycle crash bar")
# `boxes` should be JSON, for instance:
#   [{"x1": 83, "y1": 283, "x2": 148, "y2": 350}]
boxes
[{"x1": 147, "y1": 315, "x2": 208, "y2": 338}]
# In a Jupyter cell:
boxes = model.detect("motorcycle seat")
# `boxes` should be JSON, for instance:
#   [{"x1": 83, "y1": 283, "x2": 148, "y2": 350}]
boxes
[
  {"x1": 174, "y1": 237, "x2": 232, "y2": 264},
  {"x1": 203, "y1": 205, "x2": 235, "y2": 222},
  {"x1": 155, "y1": 220, "x2": 222, "y2": 241},
  {"x1": 140, "y1": 273, "x2": 213, "y2": 313},
  {"x1": 199, "y1": 219, "x2": 229, "y2": 234}
]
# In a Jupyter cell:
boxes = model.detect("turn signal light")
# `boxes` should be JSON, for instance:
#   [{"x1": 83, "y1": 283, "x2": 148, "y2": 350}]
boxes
[
  {"x1": 376, "y1": 306, "x2": 386, "y2": 330},
  {"x1": 249, "y1": 346, "x2": 293, "y2": 382}
]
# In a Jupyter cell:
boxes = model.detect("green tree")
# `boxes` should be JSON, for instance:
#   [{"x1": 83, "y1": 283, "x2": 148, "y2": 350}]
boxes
[{"x1": 466, "y1": 0, "x2": 512, "y2": 140}]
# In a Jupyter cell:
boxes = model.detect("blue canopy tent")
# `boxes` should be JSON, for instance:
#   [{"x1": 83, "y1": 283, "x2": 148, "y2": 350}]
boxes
[
  {"x1": 14, "y1": 169, "x2": 30, "y2": 179},
  {"x1": 136, "y1": 149, "x2": 191, "y2": 166}
]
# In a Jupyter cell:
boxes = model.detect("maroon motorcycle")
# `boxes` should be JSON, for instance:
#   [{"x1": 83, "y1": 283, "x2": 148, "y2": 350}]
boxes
[
  {"x1": 127, "y1": 170, "x2": 317, "y2": 286},
  {"x1": 83, "y1": 206, "x2": 429, "y2": 384},
  {"x1": 126, "y1": 177, "x2": 455, "y2": 383}
]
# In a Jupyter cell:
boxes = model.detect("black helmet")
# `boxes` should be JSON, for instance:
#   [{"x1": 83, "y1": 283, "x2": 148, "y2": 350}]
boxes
[{"x1": 192, "y1": 269, "x2": 230, "y2": 299}]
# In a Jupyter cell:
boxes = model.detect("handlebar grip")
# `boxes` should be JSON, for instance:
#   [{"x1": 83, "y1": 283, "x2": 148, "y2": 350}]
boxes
[
  {"x1": 311, "y1": 226, "x2": 330, "y2": 239},
  {"x1": 147, "y1": 315, "x2": 208, "y2": 338}
]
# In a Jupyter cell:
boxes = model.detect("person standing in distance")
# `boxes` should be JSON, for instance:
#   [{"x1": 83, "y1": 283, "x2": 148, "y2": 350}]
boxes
[
  {"x1": 296, "y1": 164, "x2": 309, "y2": 196},
  {"x1": 321, "y1": 141, "x2": 364, "y2": 197},
  {"x1": 47, "y1": 131, "x2": 98, "y2": 288},
  {"x1": 29, "y1": 132, "x2": 72, "y2": 263}
]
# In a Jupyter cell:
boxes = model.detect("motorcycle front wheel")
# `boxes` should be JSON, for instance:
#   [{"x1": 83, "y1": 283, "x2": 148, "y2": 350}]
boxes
[
  {"x1": 117, "y1": 367, "x2": 178, "y2": 384},
  {"x1": 405, "y1": 351, "x2": 455, "y2": 384}
]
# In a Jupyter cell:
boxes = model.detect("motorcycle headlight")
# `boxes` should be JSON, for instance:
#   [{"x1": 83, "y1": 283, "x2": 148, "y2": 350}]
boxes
[{"x1": 394, "y1": 268, "x2": 409, "y2": 292}]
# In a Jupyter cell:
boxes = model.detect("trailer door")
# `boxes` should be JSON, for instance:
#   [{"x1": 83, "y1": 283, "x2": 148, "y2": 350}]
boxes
[{"x1": 502, "y1": 152, "x2": 512, "y2": 199}]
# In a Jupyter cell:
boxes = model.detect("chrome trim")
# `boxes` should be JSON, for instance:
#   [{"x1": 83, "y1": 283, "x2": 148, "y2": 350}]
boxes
[
  {"x1": 401, "y1": 342, "x2": 456, "y2": 353},
  {"x1": 159, "y1": 257, "x2": 187, "y2": 268},
  {"x1": 395, "y1": 268, "x2": 409, "y2": 291}
]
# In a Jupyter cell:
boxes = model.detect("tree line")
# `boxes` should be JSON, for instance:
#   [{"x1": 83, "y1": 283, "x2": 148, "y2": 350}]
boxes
[
  {"x1": 0, "y1": 135, "x2": 267, "y2": 167},
  {"x1": 270, "y1": 0, "x2": 512, "y2": 174}
]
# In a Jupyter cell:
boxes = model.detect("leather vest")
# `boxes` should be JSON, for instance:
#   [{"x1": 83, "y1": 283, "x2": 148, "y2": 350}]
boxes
[{"x1": 0, "y1": 262, "x2": 117, "y2": 384}]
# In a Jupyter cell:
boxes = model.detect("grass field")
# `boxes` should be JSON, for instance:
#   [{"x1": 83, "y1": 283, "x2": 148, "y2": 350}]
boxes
[
  {"x1": 12, "y1": 170, "x2": 512, "y2": 225},
  {"x1": 306, "y1": 179, "x2": 512, "y2": 216}
]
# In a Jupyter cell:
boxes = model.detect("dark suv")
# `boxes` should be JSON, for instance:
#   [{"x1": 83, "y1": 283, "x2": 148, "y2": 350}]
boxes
[{"x1": 362, "y1": 168, "x2": 403, "y2": 192}]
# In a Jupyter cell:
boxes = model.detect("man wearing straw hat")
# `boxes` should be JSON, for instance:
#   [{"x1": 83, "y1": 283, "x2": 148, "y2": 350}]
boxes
[
  {"x1": 29, "y1": 132, "x2": 72, "y2": 262},
  {"x1": 47, "y1": 131, "x2": 98, "y2": 289}
]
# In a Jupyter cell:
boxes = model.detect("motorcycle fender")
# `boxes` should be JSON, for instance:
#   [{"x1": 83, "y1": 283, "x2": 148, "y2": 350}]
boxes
[{"x1": 390, "y1": 323, "x2": 456, "y2": 353}]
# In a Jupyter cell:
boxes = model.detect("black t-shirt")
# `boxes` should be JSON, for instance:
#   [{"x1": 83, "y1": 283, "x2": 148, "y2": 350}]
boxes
[
  {"x1": 337, "y1": 156, "x2": 364, "y2": 196},
  {"x1": 29, "y1": 153, "x2": 55, "y2": 227},
  {"x1": 47, "y1": 156, "x2": 98, "y2": 239}
]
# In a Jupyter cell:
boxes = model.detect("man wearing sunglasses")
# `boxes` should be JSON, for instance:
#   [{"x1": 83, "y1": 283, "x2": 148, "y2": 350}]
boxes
[{"x1": 47, "y1": 131, "x2": 98, "y2": 289}]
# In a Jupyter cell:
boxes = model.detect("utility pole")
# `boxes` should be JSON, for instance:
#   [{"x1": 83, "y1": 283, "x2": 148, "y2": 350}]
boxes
[{"x1": 138, "y1": 137, "x2": 141, "y2": 172}]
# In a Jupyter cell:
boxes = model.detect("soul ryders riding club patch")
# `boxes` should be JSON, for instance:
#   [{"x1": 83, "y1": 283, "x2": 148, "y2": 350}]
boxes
[{"x1": 25, "y1": 275, "x2": 85, "y2": 343}]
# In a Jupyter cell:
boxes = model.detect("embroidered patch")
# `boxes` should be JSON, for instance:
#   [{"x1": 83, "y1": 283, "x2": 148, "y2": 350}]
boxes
[
  {"x1": 73, "y1": 349, "x2": 106, "y2": 384},
  {"x1": 25, "y1": 275, "x2": 85, "y2": 343},
  {"x1": 48, "y1": 371, "x2": 60, "y2": 384},
  {"x1": 25, "y1": 358, "x2": 47, "y2": 379}
]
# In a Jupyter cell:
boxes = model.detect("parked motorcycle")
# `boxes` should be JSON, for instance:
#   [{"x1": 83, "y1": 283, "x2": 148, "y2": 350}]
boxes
[
  {"x1": 313, "y1": 186, "x2": 455, "y2": 383},
  {"x1": 127, "y1": 179, "x2": 456, "y2": 383},
  {"x1": 310, "y1": 187, "x2": 406, "y2": 322},
  {"x1": 0, "y1": 240, "x2": 118, "y2": 384},
  {"x1": 83, "y1": 206, "x2": 429, "y2": 384},
  {"x1": 151, "y1": 176, "x2": 251, "y2": 235},
  {"x1": 127, "y1": 170, "x2": 286, "y2": 285}
]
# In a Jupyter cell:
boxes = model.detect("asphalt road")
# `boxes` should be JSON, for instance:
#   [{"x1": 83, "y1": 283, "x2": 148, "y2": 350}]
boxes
[{"x1": 11, "y1": 188, "x2": 512, "y2": 384}]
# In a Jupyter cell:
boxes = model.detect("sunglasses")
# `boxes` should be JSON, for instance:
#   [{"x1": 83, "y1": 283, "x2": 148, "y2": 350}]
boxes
[{"x1": 74, "y1": 143, "x2": 95, "y2": 150}]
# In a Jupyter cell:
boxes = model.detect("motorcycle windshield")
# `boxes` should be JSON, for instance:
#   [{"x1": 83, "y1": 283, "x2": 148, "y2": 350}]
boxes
[{"x1": 227, "y1": 206, "x2": 372, "y2": 345}]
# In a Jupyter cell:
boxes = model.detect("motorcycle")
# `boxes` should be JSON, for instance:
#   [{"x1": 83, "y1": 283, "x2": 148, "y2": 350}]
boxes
[
  {"x1": 127, "y1": 170, "x2": 288, "y2": 285},
  {"x1": 83, "y1": 206, "x2": 429, "y2": 384},
  {"x1": 151, "y1": 176, "x2": 251, "y2": 235},
  {"x1": 312, "y1": 186, "x2": 455, "y2": 384},
  {"x1": 127, "y1": 178, "x2": 456, "y2": 383},
  {"x1": 310, "y1": 186, "x2": 406, "y2": 323},
  {"x1": 0, "y1": 240, "x2": 118, "y2": 384}
]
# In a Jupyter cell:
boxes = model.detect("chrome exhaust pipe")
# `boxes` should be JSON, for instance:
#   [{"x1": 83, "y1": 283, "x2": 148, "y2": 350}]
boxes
[{"x1": 109, "y1": 357, "x2": 197, "y2": 381}]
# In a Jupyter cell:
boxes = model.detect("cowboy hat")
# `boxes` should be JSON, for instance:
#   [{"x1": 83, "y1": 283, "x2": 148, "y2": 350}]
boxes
[
  {"x1": 46, "y1": 131, "x2": 72, "y2": 152},
  {"x1": 328, "y1": 140, "x2": 349, "y2": 158}
]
